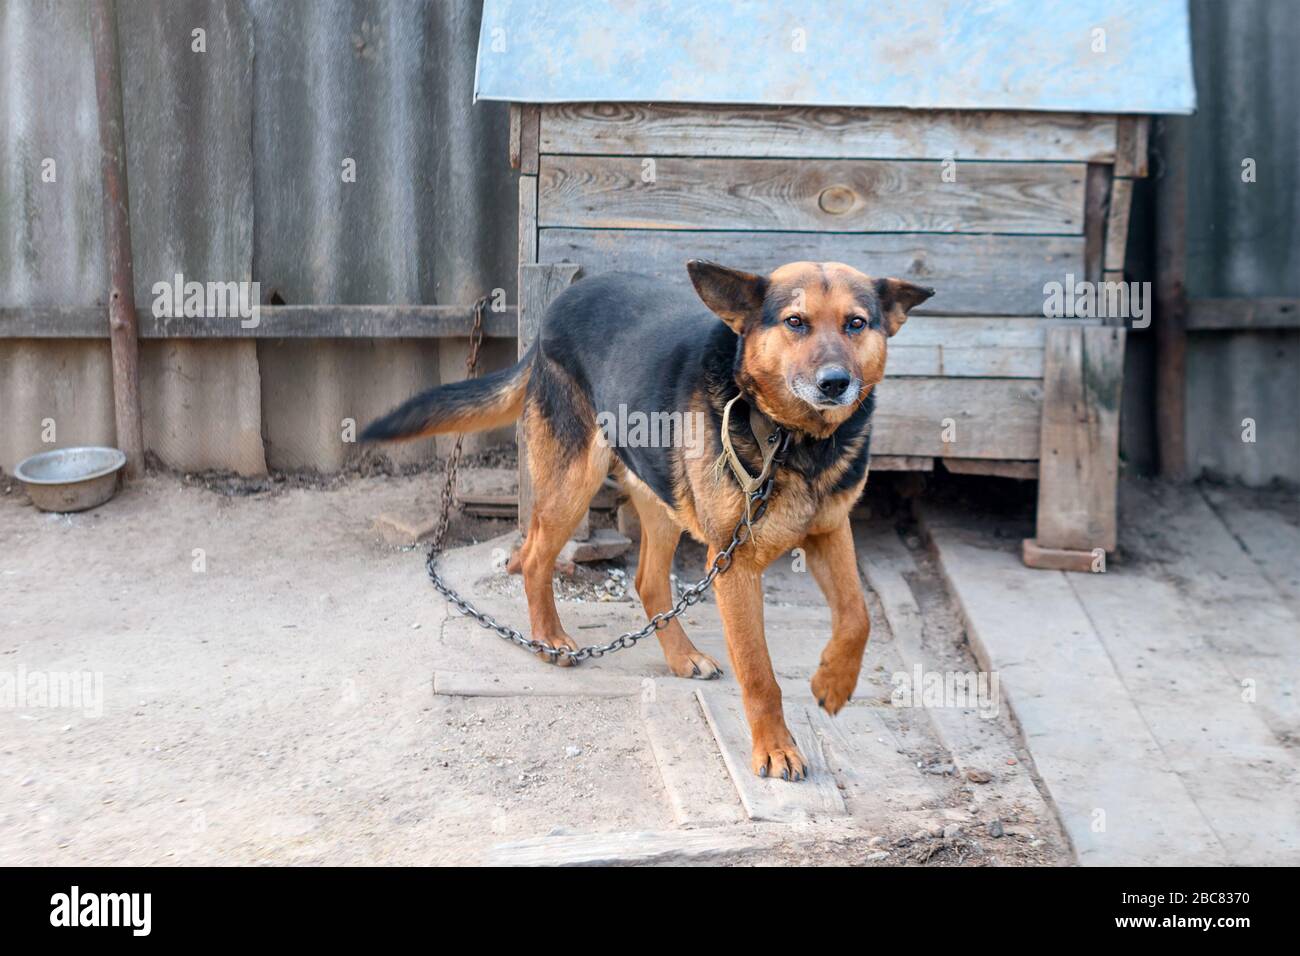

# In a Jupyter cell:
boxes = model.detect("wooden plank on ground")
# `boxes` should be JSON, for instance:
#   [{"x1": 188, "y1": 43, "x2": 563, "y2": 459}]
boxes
[
  {"x1": 917, "y1": 502, "x2": 1230, "y2": 865},
  {"x1": 1067, "y1": 557, "x2": 1300, "y2": 864},
  {"x1": 486, "y1": 828, "x2": 764, "y2": 866},
  {"x1": 540, "y1": 104, "x2": 1118, "y2": 163},
  {"x1": 873, "y1": 378, "x2": 1043, "y2": 460},
  {"x1": 1121, "y1": 482, "x2": 1300, "y2": 739},
  {"x1": 696, "y1": 689, "x2": 846, "y2": 822},
  {"x1": 806, "y1": 705, "x2": 944, "y2": 817},
  {"x1": 539, "y1": 230, "x2": 1084, "y2": 317},
  {"x1": 641, "y1": 687, "x2": 746, "y2": 827},
  {"x1": 432, "y1": 670, "x2": 645, "y2": 698},
  {"x1": 540, "y1": 156, "x2": 1086, "y2": 235},
  {"x1": 1034, "y1": 325, "x2": 1125, "y2": 552},
  {"x1": 1201, "y1": 486, "x2": 1300, "y2": 618}
]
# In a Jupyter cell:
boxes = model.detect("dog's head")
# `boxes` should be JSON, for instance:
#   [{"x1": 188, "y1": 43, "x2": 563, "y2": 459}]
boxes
[{"x1": 687, "y1": 259, "x2": 933, "y2": 437}]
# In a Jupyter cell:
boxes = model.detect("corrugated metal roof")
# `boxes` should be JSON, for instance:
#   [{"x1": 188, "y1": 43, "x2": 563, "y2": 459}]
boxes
[{"x1": 475, "y1": 0, "x2": 1196, "y2": 114}]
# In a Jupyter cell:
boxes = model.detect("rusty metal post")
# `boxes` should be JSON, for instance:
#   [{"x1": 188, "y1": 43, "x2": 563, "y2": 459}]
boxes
[{"x1": 90, "y1": 0, "x2": 144, "y2": 478}]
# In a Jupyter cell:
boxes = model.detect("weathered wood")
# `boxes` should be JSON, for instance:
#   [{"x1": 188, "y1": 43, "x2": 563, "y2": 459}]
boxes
[
  {"x1": 507, "y1": 103, "x2": 522, "y2": 170},
  {"x1": 518, "y1": 103, "x2": 540, "y2": 175},
  {"x1": 517, "y1": 174, "x2": 538, "y2": 308},
  {"x1": 805, "y1": 705, "x2": 944, "y2": 817},
  {"x1": 540, "y1": 156, "x2": 1086, "y2": 235},
  {"x1": 919, "y1": 502, "x2": 1231, "y2": 865},
  {"x1": 641, "y1": 688, "x2": 746, "y2": 827},
  {"x1": 1105, "y1": 177, "x2": 1134, "y2": 272},
  {"x1": 540, "y1": 230, "x2": 1085, "y2": 317},
  {"x1": 1185, "y1": 297, "x2": 1300, "y2": 331},
  {"x1": 1021, "y1": 538, "x2": 1100, "y2": 572},
  {"x1": 90, "y1": 0, "x2": 143, "y2": 478},
  {"x1": 518, "y1": 263, "x2": 581, "y2": 530},
  {"x1": 540, "y1": 103, "x2": 1119, "y2": 163},
  {"x1": 1201, "y1": 485, "x2": 1300, "y2": 617},
  {"x1": 1154, "y1": 116, "x2": 1188, "y2": 479},
  {"x1": 0, "y1": 305, "x2": 519, "y2": 339},
  {"x1": 1115, "y1": 116, "x2": 1151, "y2": 178},
  {"x1": 1082, "y1": 163, "x2": 1112, "y2": 282},
  {"x1": 943, "y1": 458, "x2": 1038, "y2": 479},
  {"x1": 486, "y1": 828, "x2": 765, "y2": 866},
  {"x1": 873, "y1": 378, "x2": 1043, "y2": 460},
  {"x1": 870, "y1": 455, "x2": 933, "y2": 472},
  {"x1": 432, "y1": 670, "x2": 644, "y2": 698},
  {"x1": 696, "y1": 688, "x2": 846, "y2": 822},
  {"x1": 888, "y1": 316, "x2": 1050, "y2": 378},
  {"x1": 1034, "y1": 325, "x2": 1125, "y2": 553}
]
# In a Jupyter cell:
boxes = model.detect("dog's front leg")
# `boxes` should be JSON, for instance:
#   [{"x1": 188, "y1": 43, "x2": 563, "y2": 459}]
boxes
[
  {"x1": 804, "y1": 520, "x2": 871, "y2": 714},
  {"x1": 710, "y1": 549, "x2": 807, "y2": 781}
]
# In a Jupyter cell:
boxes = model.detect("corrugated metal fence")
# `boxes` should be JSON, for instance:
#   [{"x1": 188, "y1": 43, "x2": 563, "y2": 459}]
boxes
[{"x1": 1, "y1": 0, "x2": 517, "y2": 475}]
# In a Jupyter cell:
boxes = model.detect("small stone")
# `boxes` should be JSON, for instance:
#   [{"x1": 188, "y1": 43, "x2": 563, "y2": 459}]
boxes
[
  {"x1": 988, "y1": 819, "x2": 1005, "y2": 838},
  {"x1": 866, "y1": 850, "x2": 890, "y2": 862},
  {"x1": 965, "y1": 769, "x2": 993, "y2": 784},
  {"x1": 943, "y1": 824, "x2": 962, "y2": 842},
  {"x1": 565, "y1": 745, "x2": 582, "y2": 758},
  {"x1": 868, "y1": 835, "x2": 888, "y2": 847}
]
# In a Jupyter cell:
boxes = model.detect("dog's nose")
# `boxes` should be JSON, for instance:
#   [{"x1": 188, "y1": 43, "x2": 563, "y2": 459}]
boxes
[{"x1": 815, "y1": 365, "x2": 852, "y2": 399}]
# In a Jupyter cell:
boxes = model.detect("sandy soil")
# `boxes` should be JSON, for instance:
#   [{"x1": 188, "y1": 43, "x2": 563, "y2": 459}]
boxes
[{"x1": 0, "y1": 468, "x2": 1067, "y2": 865}]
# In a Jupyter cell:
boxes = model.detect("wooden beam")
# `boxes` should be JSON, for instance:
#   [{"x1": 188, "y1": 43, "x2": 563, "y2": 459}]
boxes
[
  {"x1": 1185, "y1": 297, "x2": 1300, "y2": 331},
  {"x1": 1032, "y1": 325, "x2": 1125, "y2": 554},
  {"x1": 873, "y1": 377, "x2": 1043, "y2": 460},
  {"x1": 943, "y1": 458, "x2": 1038, "y2": 480},
  {"x1": 540, "y1": 104, "x2": 1119, "y2": 163},
  {"x1": 1082, "y1": 163, "x2": 1113, "y2": 282},
  {"x1": 0, "y1": 305, "x2": 519, "y2": 339},
  {"x1": 869, "y1": 455, "x2": 933, "y2": 472},
  {"x1": 90, "y1": 0, "x2": 143, "y2": 479},
  {"x1": 1153, "y1": 117, "x2": 1189, "y2": 480},
  {"x1": 1115, "y1": 116, "x2": 1151, "y2": 178},
  {"x1": 518, "y1": 104, "x2": 540, "y2": 175},
  {"x1": 507, "y1": 103, "x2": 522, "y2": 170}
]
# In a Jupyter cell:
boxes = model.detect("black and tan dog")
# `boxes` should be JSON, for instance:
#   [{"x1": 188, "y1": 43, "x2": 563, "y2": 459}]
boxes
[{"x1": 363, "y1": 261, "x2": 932, "y2": 781}]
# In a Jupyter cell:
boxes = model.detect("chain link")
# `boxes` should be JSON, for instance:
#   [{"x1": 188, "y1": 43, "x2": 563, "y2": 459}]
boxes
[{"x1": 425, "y1": 299, "x2": 788, "y2": 664}]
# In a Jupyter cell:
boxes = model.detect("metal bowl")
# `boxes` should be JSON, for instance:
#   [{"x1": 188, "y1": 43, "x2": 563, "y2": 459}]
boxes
[{"x1": 14, "y1": 446, "x2": 127, "y2": 513}]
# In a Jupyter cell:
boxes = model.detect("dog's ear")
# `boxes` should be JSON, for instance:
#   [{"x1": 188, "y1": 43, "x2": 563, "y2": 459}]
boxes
[
  {"x1": 687, "y1": 260, "x2": 767, "y2": 334},
  {"x1": 874, "y1": 278, "x2": 934, "y2": 336}
]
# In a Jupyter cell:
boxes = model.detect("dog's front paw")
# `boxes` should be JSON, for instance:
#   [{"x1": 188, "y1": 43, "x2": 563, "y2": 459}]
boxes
[
  {"x1": 750, "y1": 723, "x2": 807, "y2": 782},
  {"x1": 667, "y1": 650, "x2": 723, "y2": 680},
  {"x1": 534, "y1": 632, "x2": 580, "y2": 667},
  {"x1": 811, "y1": 660, "x2": 859, "y2": 715}
]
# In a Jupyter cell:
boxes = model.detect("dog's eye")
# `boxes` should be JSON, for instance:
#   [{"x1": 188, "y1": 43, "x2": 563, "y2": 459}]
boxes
[
  {"x1": 784, "y1": 315, "x2": 804, "y2": 329},
  {"x1": 846, "y1": 316, "x2": 867, "y2": 331}
]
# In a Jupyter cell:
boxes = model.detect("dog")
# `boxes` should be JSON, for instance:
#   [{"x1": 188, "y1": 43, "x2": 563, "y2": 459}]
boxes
[{"x1": 363, "y1": 261, "x2": 932, "y2": 781}]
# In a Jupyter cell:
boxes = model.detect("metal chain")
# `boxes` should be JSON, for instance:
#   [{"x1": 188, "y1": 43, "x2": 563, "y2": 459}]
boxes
[{"x1": 424, "y1": 320, "x2": 790, "y2": 663}]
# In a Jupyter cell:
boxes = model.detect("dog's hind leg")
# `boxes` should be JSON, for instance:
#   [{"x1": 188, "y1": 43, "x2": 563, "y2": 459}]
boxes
[
  {"x1": 804, "y1": 520, "x2": 871, "y2": 714},
  {"x1": 625, "y1": 481, "x2": 723, "y2": 680},
  {"x1": 514, "y1": 404, "x2": 610, "y2": 667}
]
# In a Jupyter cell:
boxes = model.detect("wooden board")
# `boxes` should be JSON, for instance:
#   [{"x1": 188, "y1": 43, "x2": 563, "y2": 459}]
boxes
[
  {"x1": 873, "y1": 378, "x2": 1043, "y2": 460},
  {"x1": 886, "y1": 316, "x2": 1049, "y2": 378},
  {"x1": 486, "y1": 828, "x2": 764, "y2": 866},
  {"x1": 540, "y1": 156, "x2": 1086, "y2": 235},
  {"x1": 1034, "y1": 325, "x2": 1125, "y2": 551},
  {"x1": 641, "y1": 688, "x2": 746, "y2": 827},
  {"x1": 1185, "y1": 297, "x2": 1300, "y2": 331},
  {"x1": 1104, "y1": 177, "x2": 1134, "y2": 272},
  {"x1": 1201, "y1": 486, "x2": 1300, "y2": 618},
  {"x1": 696, "y1": 689, "x2": 846, "y2": 822},
  {"x1": 918, "y1": 503, "x2": 1230, "y2": 866},
  {"x1": 806, "y1": 705, "x2": 945, "y2": 817},
  {"x1": 540, "y1": 230, "x2": 1085, "y2": 317},
  {"x1": 870, "y1": 455, "x2": 933, "y2": 472},
  {"x1": 0, "y1": 304, "x2": 518, "y2": 339},
  {"x1": 943, "y1": 458, "x2": 1038, "y2": 479},
  {"x1": 1114, "y1": 116, "x2": 1151, "y2": 178},
  {"x1": 540, "y1": 104, "x2": 1118, "y2": 163}
]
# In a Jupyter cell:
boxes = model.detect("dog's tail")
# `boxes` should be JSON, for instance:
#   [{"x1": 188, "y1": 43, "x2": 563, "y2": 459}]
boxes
[{"x1": 360, "y1": 347, "x2": 534, "y2": 443}]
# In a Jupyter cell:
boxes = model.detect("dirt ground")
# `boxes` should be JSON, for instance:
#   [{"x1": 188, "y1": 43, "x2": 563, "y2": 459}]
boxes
[{"x1": 0, "y1": 464, "x2": 1068, "y2": 866}]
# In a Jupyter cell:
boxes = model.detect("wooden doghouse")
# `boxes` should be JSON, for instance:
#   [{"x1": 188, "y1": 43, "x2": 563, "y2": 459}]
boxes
[{"x1": 476, "y1": 0, "x2": 1196, "y2": 570}]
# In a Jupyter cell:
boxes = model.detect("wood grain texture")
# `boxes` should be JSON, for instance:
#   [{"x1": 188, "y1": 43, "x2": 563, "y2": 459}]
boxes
[
  {"x1": 518, "y1": 104, "x2": 540, "y2": 175},
  {"x1": 1083, "y1": 163, "x2": 1113, "y2": 282},
  {"x1": 1115, "y1": 116, "x2": 1151, "y2": 178},
  {"x1": 1185, "y1": 297, "x2": 1300, "y2": 331},
  {"x1": 540, "y1": 103, "x2": 1118, "y2": 163},
  {"x1": 870, "y1": 455, "x2": 934, "y2": 472},
  {"x1": 641, "y1": 688, "x2": 746, "y2": 827},
  {"x1": 873, "y1": 377, "x2": 1044, "y2": 459},
  {"x1": 889, "y1": 316, "x2": 1050, "y2": 378},
  {"x1": 539, "y1": 229, "x2": 1084, "y2": 316},
  {"x1": 540, "y1": 156, "x2": 1086, "y2": 234},
  {"x1": 1105, "y1": 177, "x2": 1134, "y2": 271},
  {"x1": 1035, "y1": 325, "x2": 1126, "y2": 551},
  {"x1": 944, "y1": 458, "x2": 1038, "y2": 479}
]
